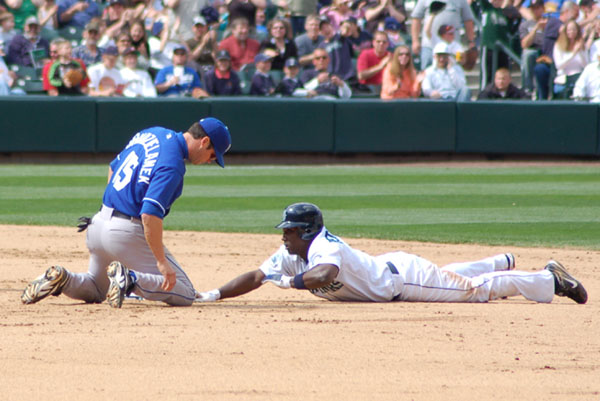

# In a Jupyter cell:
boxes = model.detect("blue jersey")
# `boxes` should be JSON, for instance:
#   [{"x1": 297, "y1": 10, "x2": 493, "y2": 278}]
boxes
[{"x1": 103, "y1": 127, "x2": 189, "y2": 219}]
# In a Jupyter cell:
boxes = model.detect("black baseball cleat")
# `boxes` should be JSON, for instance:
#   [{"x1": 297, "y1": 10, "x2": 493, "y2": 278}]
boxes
[{"x1": 545, "y1": 260, "x2": 588, "y2": 304}]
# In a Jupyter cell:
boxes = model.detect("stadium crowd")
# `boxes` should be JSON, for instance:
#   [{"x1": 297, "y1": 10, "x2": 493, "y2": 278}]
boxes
[{"x1": 1, "y1": 0, "x2": 600, "y2": 100}]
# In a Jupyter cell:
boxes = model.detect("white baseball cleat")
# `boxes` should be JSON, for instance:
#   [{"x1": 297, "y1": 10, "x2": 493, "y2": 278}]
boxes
[
  {"x1": 21, "y1": 265, "x2": 70, "y2": 304},
  {"x1": 106, "y1": 261, "x2": 136, "y2": 308}
]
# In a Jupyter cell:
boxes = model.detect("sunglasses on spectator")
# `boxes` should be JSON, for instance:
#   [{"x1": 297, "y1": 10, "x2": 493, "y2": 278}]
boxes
[
  {"x1": 398, "y1": 52, "x2": 410, "y2": 56},
  {"x1": 314, "y1": 56, "x2": 328, "y2": 60}
]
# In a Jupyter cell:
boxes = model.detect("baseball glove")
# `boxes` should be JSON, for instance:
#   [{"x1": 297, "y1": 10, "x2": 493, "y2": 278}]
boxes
[
  {"x1": 64, "y1": 68, "x2": 84, "y2": 87},
  {"x1": 461, "y1": 47, "x2": 479, "y2": 71}
]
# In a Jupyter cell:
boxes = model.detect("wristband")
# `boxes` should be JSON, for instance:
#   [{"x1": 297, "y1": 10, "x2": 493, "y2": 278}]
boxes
[{"x1": 293, "y1": 273, "x2": 307, "y2": 290}]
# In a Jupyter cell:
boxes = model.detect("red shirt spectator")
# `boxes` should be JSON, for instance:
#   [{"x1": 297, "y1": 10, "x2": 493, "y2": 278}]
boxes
[
  {"x1": 356, "y1": 31, "x2": 391, "y2": 85},
  {"x1": 218, "y1": 17, "x2": 260, "y2": 71}
]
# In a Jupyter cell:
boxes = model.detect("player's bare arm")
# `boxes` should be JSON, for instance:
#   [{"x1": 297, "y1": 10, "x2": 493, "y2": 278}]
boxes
[
  {"x1": 141, "y1": 213, "x2": 176, "y2": 291},
  {"x1": 289, "y1": 264, "x2": 338, "y2": 289},
  {"x1": 195, "y1": 269, "x2": 266, "y2": 302}
]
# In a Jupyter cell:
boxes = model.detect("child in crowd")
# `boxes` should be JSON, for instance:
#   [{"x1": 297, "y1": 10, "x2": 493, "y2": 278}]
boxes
[
  {"x1": 437, "y1": 24, "x2": 463, "y2": 65},
  {"x1": 0, "y1": 12, "x2": 17, "y2": 46},
  {"x1": 275, "y1": 57, "x2": 302, "y2": 96},
  {"x1": 250, "y1": 52, "x2": 275, "y2": 95}
]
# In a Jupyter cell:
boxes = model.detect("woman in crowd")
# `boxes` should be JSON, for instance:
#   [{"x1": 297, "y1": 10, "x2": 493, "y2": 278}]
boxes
[
  {"x1": 259, "y1": 18, "x2": 297, "y2": 71},
  {"x1": 380, "y1": 44, "x2": 423, "y2": 99},
  {"x1": 129, "y1": 18, "x2": 151, "y2": 70},
  {"x1": 553, "y1": 19, "x2": 588, "y2": 99}
]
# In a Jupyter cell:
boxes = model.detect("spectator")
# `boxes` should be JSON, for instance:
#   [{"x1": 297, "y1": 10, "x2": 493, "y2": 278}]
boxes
[
  {"x1": 421, "y1": 41, "x2": 470, "y2": 100},
  {"x1": 533, "y1": 0, "x2": 578, "y2": 100},
  {"x1": 72, "y1": 20, "x2": 102, "y2": 66},
  {"x1": 294, "y1": 14, "x2": 324, "y2": 69},
  {"x1": 167, "y1": 0, "x2": 212, "y2": 42},
  {"x1": 42, "y1": 37, "x2": 61, "y2": 91},
  {"x1": 519, "y1": 0, "x2": 546, "y2": 95},
  {"x1": 114, "y1": 31, "x2": 132, "y2": 68},
  {"x1": 410, "y1": 0, "x2": 476, "y2": 69},
  {"x1": 128, "y1": 18, "x2": 150, "y2": 71},
  {"x1": 254, "y1": 7, "x2": 268, "y2": 41},
  {"x1": 296, "y1": 47, "x2": 352, "y2": 98},
  {"x1": 319, "y1": 0, "x2": 365, "y2": 32},
  {"x1": 120, "y1": 46, "x2": 157, "y2": 97},
  {"x1": 383, "y1": 16, "x2": 404, "y2": 49},
  {"x1": 573, "y1": 50, "x2": 600, "y2": 101},
  {"x1": 38, "y1": 0, "x2": 59, "y2": 31},
  {"x1": 282, "y1": 0, "x2": 319, "y2": 36},
  {"x1": 87, "y1": 45, "x2": 126, "y2": 96},
  {"x1": 249, "y1": 52, "x2": 275, "y2": 95},
  {"x1": 103, "y1": 0, "x2": 133, "y2": 41},
  {"x1": 218, "y1": 17, "x2": 260, "y2": 71},
  {"x1": 380, "y1": 44, "x2": 423, "y2": 99},
  {"x1": 203, "y1": 49, "x2": 242, "y2": 95},
  {"x1": 6, "y1": 16, "x2": 49, "y2": 67},
  {"x1": 436, "y1": 25, "x2": 463, "y2": 64},
  {"x1": 227, "y1": 0, "x2": 266, "y2": 30},
  {"x1": 587, "y1": 20, "x2": 600, "y2": 60},
  {"x1": 520, "y1": 0, "x2": 564, "y2": 20},
  {"x1": 5, "y1": 0, "x2": 37, "y2": 32},
  {"x1": 343, "y1": 16, "x2": 372, "y2": 54},
  {"x1": 477, "y1": 67, "x2": 529, "y2": 99},
  {"x1": 275, "y1": 56, "x2": 303, "y2": 95},
  {"x1": 186, "y1": 15, "x2": 216, "y2": 75},
  {"x1": 357, "y1": 30, "x2": 390, "y2": 87},
  {"x1": 552, "y1": 19, "x2": 587, "y2": 98},
  {"x1": 577, "y1": 0, "x2": 600, "y2": 29},
  {"x1": 320, "y1": 15, "x2": 355, "y2": 81},
  {"x1": 259, "y1": 18, "x2": 298, "y2": 70},
  {"x1": 56, "y1": 0, "x2": 100, "y2": 29},
  {"x1": 0, "y1": 38, "x2": 25, "y2": 95},
  {"x1": 478, "y1": 0, "x2": 521, "y2": 88},
  {"x1": 0, "y1": 12, "x2": 17, "y2": 46},
  {"x1": 364, "y1": 0, "x2": 407, "y2": 34},
  {"x1": 47, "y1": 39, "x2": 88, "y2": 95},
  {"x1": 154, "y1": 44, "x2": 208, "y2": 97}
]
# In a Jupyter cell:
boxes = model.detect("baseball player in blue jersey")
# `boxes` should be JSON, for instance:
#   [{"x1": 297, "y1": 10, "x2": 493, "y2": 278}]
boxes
[
  {"x1": 22, "y1": 117, "x2": 232, "y2": 308},
  {"x1": 196, "y1": 203, "x2": 587, "y2": 305}
]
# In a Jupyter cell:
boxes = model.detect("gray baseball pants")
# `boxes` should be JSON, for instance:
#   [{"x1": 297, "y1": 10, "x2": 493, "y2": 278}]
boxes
[{"x1": 61, "y1": 205, "x2": 196, "y2": 306}]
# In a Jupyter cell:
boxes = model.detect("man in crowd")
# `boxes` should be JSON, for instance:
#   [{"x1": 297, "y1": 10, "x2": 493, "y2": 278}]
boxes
[
  {"x1": 422, "y1": 42, "x2": 470, "y2": 101},
  {"x1": 218, "y1": 17, "x2": 260, "y2": 71}
]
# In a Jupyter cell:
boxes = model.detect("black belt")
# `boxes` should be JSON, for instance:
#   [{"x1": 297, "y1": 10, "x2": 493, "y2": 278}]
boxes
[
  {"x1": 387, "y1": 261, "x2": 399, "y2": 275},
  {"x1": 112, "y1": 209, "x2": 136, "y2": 220}
]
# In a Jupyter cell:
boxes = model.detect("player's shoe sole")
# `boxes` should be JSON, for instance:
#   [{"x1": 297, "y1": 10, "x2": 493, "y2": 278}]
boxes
[
  {"x1": 106, "y1": 261, "x2": 134, "y2": 309},
  {"x1": 21, "y1": 265, "x2": 69, "y2": 304},
  {"x1": 545, "y1": 260, "x2": 587, "y2": 304}
]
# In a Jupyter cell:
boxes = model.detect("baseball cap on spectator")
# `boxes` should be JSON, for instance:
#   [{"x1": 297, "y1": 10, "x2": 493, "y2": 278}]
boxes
[
  {"x1": 201, "y1": 6, "x2": 219, "y2": 24},
  {"x1": 173, "y1": 44, "x2": 187, "y2": 54},
  {"x1": 85, "y1": 21, "x2": 100, "y2": 32},
  {"x1": 216, "y1": 49, "x2": 231, "y2": 60},
  {"x1": 25, "y1": 16, "x2": 40, "y2": 26},
  {"x1": 319, "y1": 15, "x2": 332, "y2": 28},
  {"x1": 438, "y1": 24, "x2": 455, "y2": 36},
  {"x1": 433, "y1": 42, "x2": 452, "y2": 55},
  {"x1": 198, "y1": 117, "x2": 231, "y2": 168},
  {"x1": 284, "y1": 57, "x2": 299, "y2": 68},
  {"x1": 151, "y1": 21, "x2": 164, "y2": 36},
  {"x1": 123, "y1": 47, "x2": 138, "y2": 56},
  {"x1": 529, "y1": 0, "x2": 544, "y2": 7},
  {"x1": 108, "y1": 0, "x2": 124, "y2": 6},
  {"x1": 384, "y1": 17, "x2": 401, "y2": 31},
  {"x1": 254, "y1": 53, "x2": 272, "y2": 63},
  {"x1": 103, "y1": 45, "x2": 118, "y2": 56},
  {"x1": 193, "y1": 16, "x2": 207, "y2": 26}
]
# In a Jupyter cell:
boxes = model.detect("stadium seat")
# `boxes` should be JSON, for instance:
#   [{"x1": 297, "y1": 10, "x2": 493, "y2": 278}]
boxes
[{"x1": 15, "y1": 79, "x2": 45, "y2": 94}]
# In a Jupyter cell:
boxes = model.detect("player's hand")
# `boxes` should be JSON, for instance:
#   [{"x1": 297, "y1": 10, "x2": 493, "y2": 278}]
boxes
[
  {"x1": 262, "y1": 274, "x2": 292, "y2": 289},
  {"x1": 157, "y1": 260, "x2": 176, "y2": 291},
  {"x1": 195, "y1": 289, "x2": 221, "y2": 302}
]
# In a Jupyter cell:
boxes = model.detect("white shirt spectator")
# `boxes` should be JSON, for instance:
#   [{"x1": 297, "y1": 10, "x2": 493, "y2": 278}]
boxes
[
  {"x1": 573, "y1": 61, "x2": 600, "y2": 102},
  {"x1": 120, "y1": 67, "x2": 157, "y2": 97},
  {"x1": 87, "y1": 63, "x2": 126, "y2": 92},
  {"x1": 422, "y1": 63, "x2": 467, "y2": 98},
  {"x1": 553, "y1": 45, "x2": 588, "y2": 84}
]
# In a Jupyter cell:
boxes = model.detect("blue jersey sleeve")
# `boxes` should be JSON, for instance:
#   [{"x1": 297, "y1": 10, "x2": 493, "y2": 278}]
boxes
[
  {"x1": 140, "y1": 166, "x2": 184, "y2": 218},
  {"x1": 154, "y1": 68, "x2": 168, "y2": 85}
]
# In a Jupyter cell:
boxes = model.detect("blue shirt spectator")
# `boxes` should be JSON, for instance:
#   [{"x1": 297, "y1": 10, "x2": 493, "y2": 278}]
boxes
[
  {"x1": 155, "y1": 64, "x2": 204, "y2": 96},
  {"x1": 57, "y1": 0, "x2": 100, "y2": 29}
]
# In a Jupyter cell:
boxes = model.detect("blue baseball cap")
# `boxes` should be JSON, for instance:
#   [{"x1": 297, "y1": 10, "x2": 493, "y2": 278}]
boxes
[{"x1": 199, "y1": 117, "x2": 231, "y2": 168}]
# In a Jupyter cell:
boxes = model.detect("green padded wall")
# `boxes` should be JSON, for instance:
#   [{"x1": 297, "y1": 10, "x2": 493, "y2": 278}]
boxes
[
  {"x1": 95, "y1": 98, "x2": 211, "y2": 152},
  {"x1": 334, "y1": 100, "x2": 456, "y2": 153},
  {"x1": 0, "y1": 96, "x2": 96, "y2": 152},
  {"x1": 209, "y1": 98, "x2": 335, "y2": 152},
  {"x1": 457, "y1": 101, "x2": 598, "y2": 155}
]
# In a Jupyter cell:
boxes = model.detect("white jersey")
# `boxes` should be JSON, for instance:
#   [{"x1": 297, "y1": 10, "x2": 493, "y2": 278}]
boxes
[{"x1": 259, "y1": 227, "x2": 395, "y2": 301}]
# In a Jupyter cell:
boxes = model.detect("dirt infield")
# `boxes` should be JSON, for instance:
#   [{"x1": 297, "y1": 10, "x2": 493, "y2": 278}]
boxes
[{"x1": 2, "y1": 224, "x2": 598, "y2": 401}]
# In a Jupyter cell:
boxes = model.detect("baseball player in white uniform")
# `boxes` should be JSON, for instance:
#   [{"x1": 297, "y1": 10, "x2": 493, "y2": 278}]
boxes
[{"x1": 196, "y1": 203, "x2": 587, "y2": 305}]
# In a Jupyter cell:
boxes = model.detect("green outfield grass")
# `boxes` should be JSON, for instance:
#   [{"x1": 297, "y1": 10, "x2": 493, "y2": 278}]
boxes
[{"x1": 1, "y1": 164, "x2": 599, "y2": 249}]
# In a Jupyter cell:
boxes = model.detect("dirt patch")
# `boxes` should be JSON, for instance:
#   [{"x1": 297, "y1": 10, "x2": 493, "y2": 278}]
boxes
[{"x1": 1, "y1": 224, "x2": 598, "y2": 400}]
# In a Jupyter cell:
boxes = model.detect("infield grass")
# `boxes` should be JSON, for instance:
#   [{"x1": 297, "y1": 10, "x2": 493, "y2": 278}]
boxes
[{"x1": 1, "y1": 164, "x2": 599, "y2": 249}]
